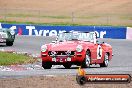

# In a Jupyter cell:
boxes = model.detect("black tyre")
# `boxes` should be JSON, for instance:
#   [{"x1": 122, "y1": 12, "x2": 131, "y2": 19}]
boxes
[
  {"x1": 100, "y1": 53, "x2": 109, "y2": 67},
  {"x1": 42, "y1": 61, "x2": 52, "y2": 69},
  {"x1": 63, "y1": 64, "x2": 72, "y2": 69},
  {"x1": 82, "y1": 51, "x2": 91, "y2": 68},
  {"x1": 6, "y1": 42, "x2": 13, "y2": 46}
]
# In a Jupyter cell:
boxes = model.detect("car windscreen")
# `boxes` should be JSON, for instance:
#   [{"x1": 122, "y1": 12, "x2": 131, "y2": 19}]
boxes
[{"x1": 57, "y1": 32, "x2": 95, "y2": 42}]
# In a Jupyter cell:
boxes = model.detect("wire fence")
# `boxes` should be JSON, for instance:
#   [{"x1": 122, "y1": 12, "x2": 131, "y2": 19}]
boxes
[{"x1": 0, "y1": 8, "x2": 132, "y2": 26}]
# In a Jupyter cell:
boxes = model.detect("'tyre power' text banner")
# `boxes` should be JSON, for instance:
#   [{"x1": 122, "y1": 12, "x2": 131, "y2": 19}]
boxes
[{"x1": 0, "y1": 23, "x2": 127, "y2": 39}]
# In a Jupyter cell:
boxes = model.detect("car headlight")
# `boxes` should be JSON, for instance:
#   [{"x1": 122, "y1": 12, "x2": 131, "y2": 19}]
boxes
[
  {"x1": 10, "y1": 30, "x2": 15, "y2": 35},
  {"x1": 41, "y1": 45, "x2": 47, "y2": 52},
  {"x1": 76, "y1": 45, "x2": 83, "y2": 52},
  {"x1": 0, "y1": 32, "x2": 8, "y2": 38}
]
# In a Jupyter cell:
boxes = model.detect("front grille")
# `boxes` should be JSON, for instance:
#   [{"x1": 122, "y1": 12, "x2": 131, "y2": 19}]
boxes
[{"x1": 48, "y1": 51, "x2": 75, "y2": 56}]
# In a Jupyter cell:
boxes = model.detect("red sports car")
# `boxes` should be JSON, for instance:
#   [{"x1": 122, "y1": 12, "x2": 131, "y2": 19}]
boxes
[{"x1": 41, "y1": 31, "x2": 112, "y2": 69}]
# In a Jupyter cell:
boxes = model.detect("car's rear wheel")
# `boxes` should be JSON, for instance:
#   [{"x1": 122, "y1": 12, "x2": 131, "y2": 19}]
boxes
[
  {"x1": 100, "y1": 53, "x2": 109, "y2": 67},
  {"x1": 82, "y1": 51, "x2": 91, "y2": 68},
  {"x1": 63, "y1": 64, "x2": 72, "y2": 69},
  {"x1": 42, "y1": 61, "x2": 52, "y2": 69},
  {"x1": 6, "y1": 42, "x2": 13, "y2": 46}
]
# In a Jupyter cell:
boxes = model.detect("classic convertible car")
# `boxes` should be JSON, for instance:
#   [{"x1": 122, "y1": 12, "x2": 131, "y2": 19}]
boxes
[
  {"x1": 0, "y1": 28, "x2": 15, "y2": 46},
  {"x1": 41, "y1": 31, "x2": 112, "y2": 69}
]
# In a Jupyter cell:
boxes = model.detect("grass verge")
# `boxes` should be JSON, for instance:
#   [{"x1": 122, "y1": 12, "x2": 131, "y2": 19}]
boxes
[
  {"x1": 0, "y1": 52, "x2": 36, "y2": 66},
  {"x1": 5, "y1": 14, "x2": 71, "y2": 19},
  {"x1": 0, "y1": 20, "x2": 128, "y2": 27}
]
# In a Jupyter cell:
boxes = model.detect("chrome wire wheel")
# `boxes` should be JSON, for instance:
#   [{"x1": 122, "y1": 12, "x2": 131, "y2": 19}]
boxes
[
  {"x1": 85, "y1": 54, "x2": 90, "y2": 67},
  {"x1": 100, "y1": 53, "x2": 109, "y2": 67},
  {"x1": 104, "y1": 54, "x2": 109, "y2": 66},
  {"x1": 82, "y1": 51, "x2": 91, "y2": 68}
]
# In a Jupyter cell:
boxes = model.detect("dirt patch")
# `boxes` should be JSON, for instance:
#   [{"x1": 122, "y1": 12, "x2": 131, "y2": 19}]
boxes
[
  {"x1": 0, "y1": 0, "x2": 132, "y2": 13},
  {"x1": 0, "y1": 75, "x2": 131, "y2": 88},
  {"x1": 0, "y1": 0, "x2": 132, "y2": 26}
]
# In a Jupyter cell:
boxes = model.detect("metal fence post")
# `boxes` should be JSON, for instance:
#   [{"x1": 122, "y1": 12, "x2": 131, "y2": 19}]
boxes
[
  {"x1": 72, "y1": 12, "x2": 74, "y2": 24},
  {"x1": 4, "y1": 9, "x2": 7, "y2": 22}
]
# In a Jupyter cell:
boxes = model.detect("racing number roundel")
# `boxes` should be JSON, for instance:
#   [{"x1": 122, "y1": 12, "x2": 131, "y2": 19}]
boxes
[{"x1": 97, "y1": 45, "x2": 103, "y2": 59}]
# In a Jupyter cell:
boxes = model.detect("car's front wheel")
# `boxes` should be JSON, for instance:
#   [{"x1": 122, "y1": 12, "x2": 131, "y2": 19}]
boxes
[
  {"x1": 6, "y1": 42, "x2": 13, "y2": 46},
  {"x1": 82, "y1": 51, "x2": 91, "y2": 68},
  {"x1": 42, "y1": 61, "x2": 52, "y2": 69},
  {"x1": 100, "y1": 53, "x2": 109, "y2": 67}
]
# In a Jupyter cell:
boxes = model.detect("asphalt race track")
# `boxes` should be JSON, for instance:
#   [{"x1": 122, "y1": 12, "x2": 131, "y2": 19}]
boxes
[{"x1": 0, "y1": 36, "x2": 132, "y2": 78}]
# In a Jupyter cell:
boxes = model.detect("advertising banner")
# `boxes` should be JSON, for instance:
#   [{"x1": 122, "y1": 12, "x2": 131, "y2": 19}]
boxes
[
  {"x1": 126, "y1": 27, "x2": 132, "y2": 40},
  {"x1": 0, "y1": 23, "x2": 127, "y2": 39}
]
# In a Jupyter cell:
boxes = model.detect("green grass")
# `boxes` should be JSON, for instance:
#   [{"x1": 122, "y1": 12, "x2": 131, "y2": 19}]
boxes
[
  {"x1": 6, "y1": 14, "x2": 71, "y2": 19},
  {"x1": 0, "y1": 20, "x2": 83, "y2": 26},
  {"x1": 77, "y1": 15, "x2": 102, "y2": 19},
  {"x1": 6, "y1": 14, "x2": 35, "y2": 17},
  {"x1": 41, "y1": 15, "x2": 70, "y2": 19},
  {"x1": 0, "y1": 20, "x2": 128, "y2": 27},
  {"x1": 120, "y1": 16, "x2": 132, "y2": 20},
  {"x1": 1, "y1": 13, "x2": 132, "y2": 27},
  {"x1": 6, "y1": 13, "x2": 101, "y2": 19},
  {"x1": 0, "y1": 52, "x2": 36, "y2": 66}
]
